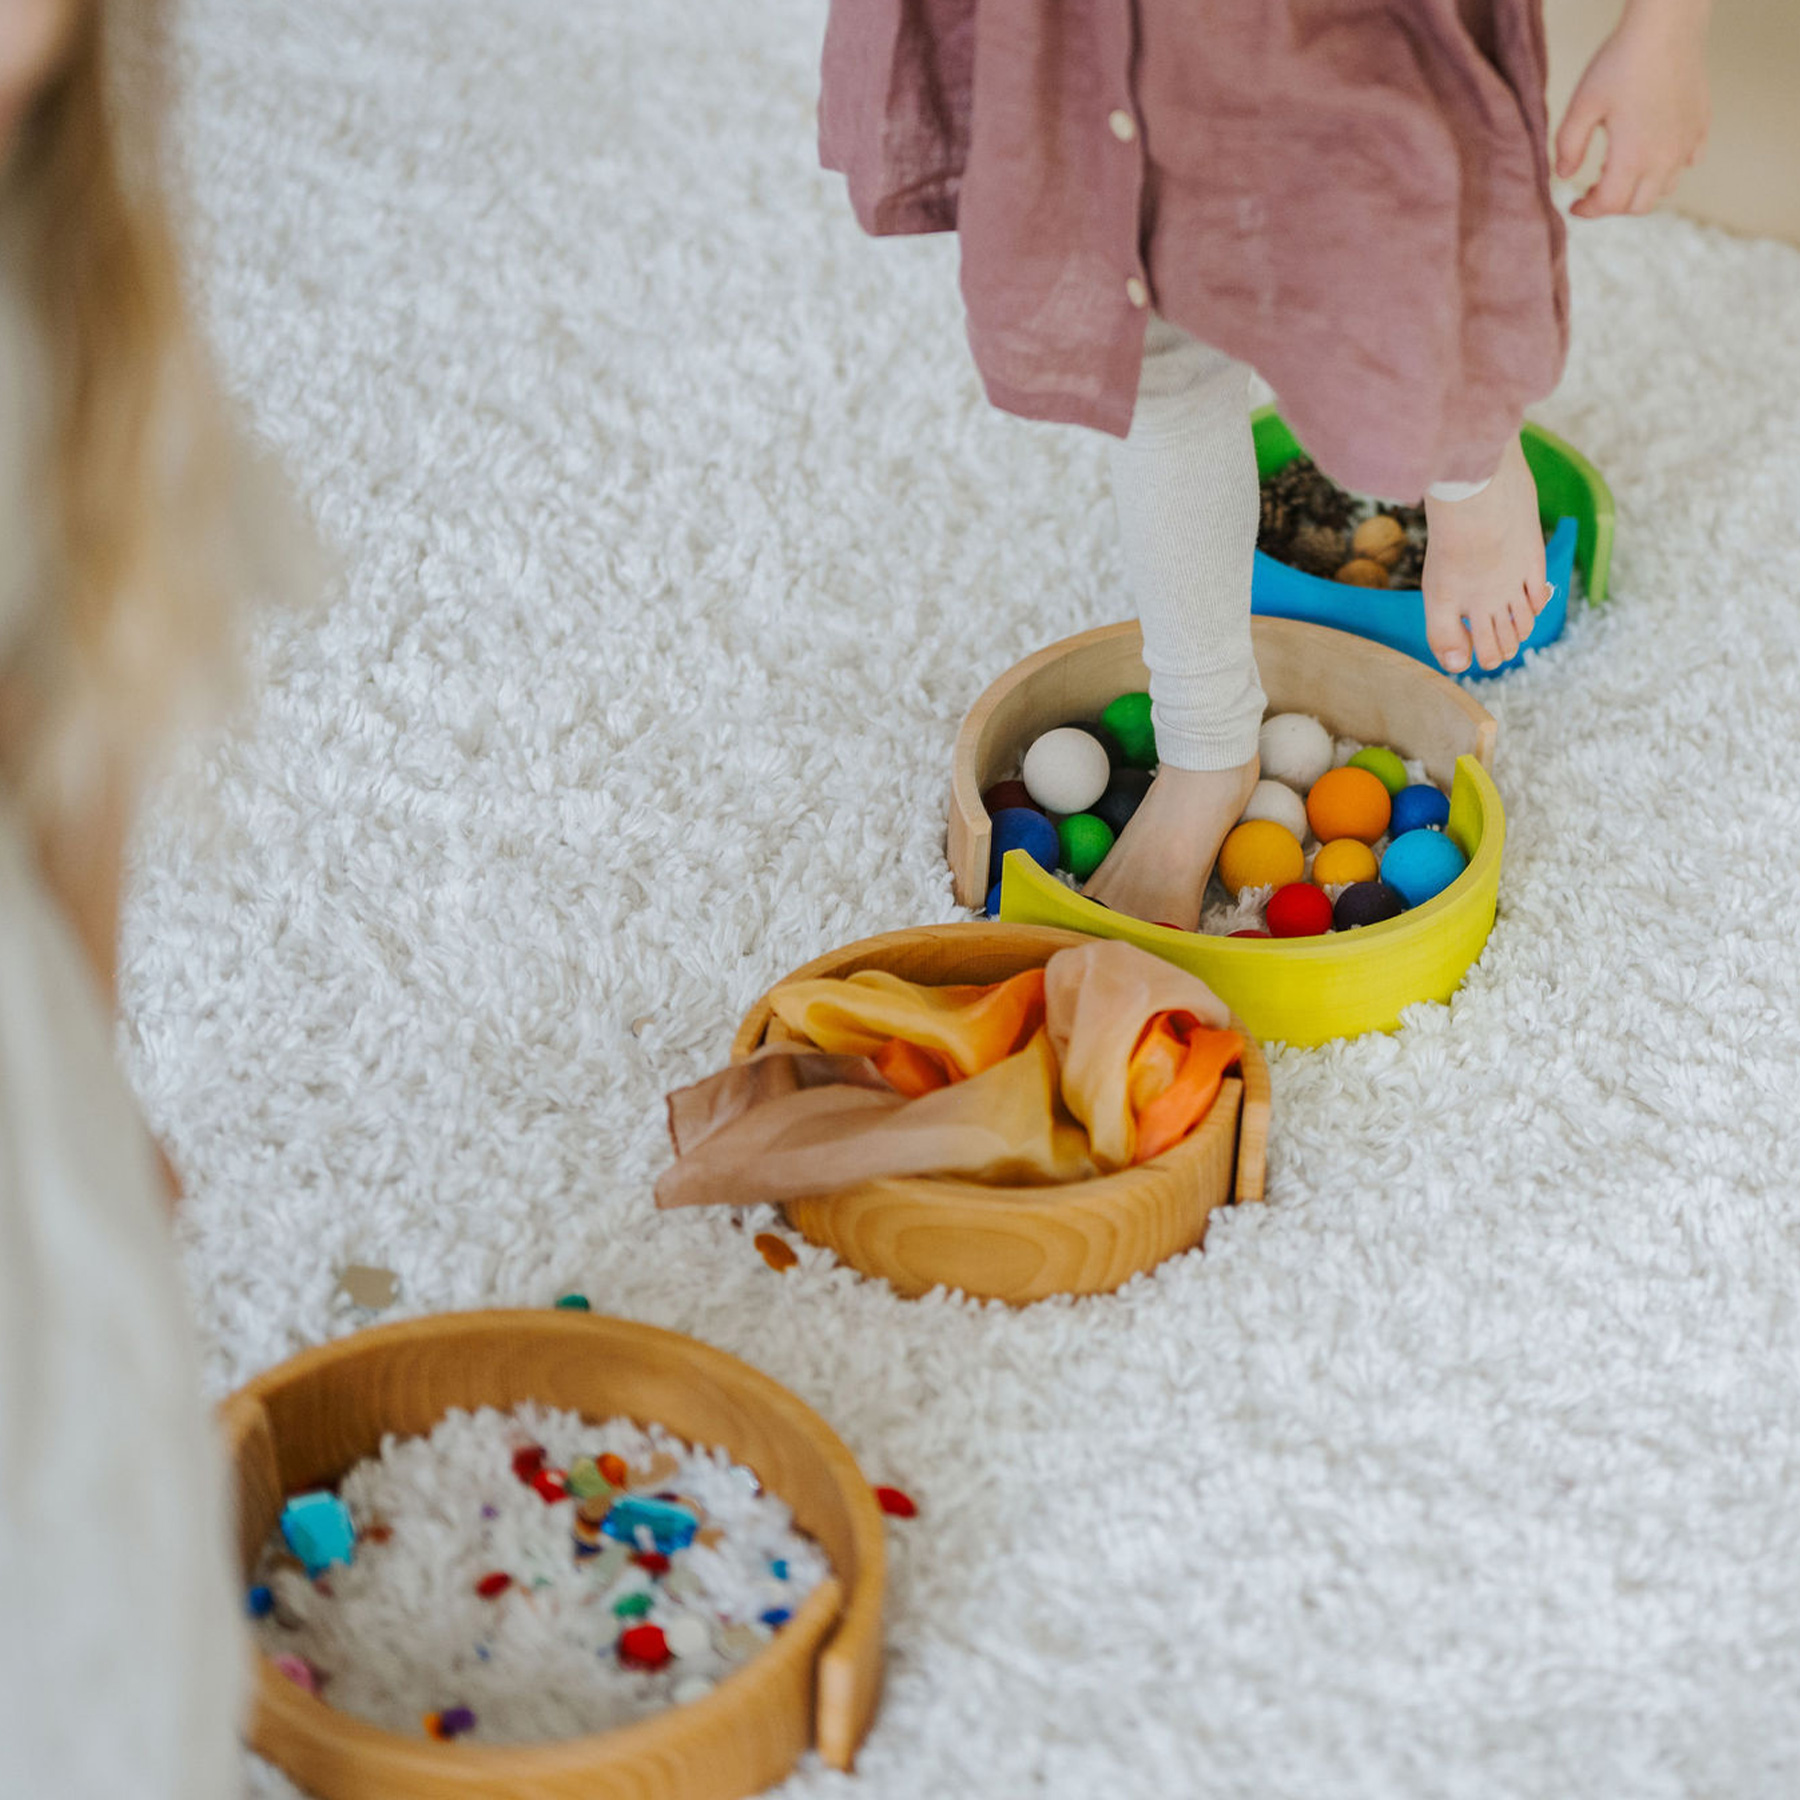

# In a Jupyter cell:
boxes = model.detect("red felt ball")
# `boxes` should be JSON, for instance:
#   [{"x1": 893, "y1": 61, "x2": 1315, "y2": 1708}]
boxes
[
  {"x1": 618, "y1": 1624, "x2": 671, "y2": 1669},
  {"x1": 874, "y1": 1485, "x2": 918, "y2": 1518},
  {"x1": 1266, "y1": 882, "x2": 1333, "y2": 938},
  {"x1": 632, "y1": 1551, "x2": 671, "y2": 1576},
  {"x1": 981, "y1": 778, "x2": 1042, "y2": 817}
]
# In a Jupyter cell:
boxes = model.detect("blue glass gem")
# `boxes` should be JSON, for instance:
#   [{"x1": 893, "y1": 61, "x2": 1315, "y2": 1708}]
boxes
[
  {"x1": 598, "y1": 1495, "x2": 700, "y2": 1555},
  {"x1": 246, "y1": 1584, "x2": 275, "y2": 1619},
  {"x1": 760, "y1": 1607, "x2": 792, "y2": 1629},
  {"x1": 280, "y1": 1491, "x2": 357, "y2": 1578}
]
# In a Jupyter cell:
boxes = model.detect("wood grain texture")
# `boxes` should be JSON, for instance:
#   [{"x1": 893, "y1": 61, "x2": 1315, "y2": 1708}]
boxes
[
  {"x1": 731, "y1": 923, "x2": 1268, "y2": 1305},
  {"x1": 220, "y1": 1311, "x2": 886, "y2": 1799},
  {"x1": 948, "y1": 617, "x2": 1497, "y2": 907}
]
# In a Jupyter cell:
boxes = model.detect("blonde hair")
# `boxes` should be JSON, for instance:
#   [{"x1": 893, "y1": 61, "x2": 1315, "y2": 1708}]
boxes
[{"x1": 1, "y1": 0, "x2": 262, "y2": 829}]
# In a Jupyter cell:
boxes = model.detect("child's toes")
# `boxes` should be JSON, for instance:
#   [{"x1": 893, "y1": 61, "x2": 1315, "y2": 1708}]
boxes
[{"x1": 1424, "y1": 598, "x2": 1474, "y2": 675}]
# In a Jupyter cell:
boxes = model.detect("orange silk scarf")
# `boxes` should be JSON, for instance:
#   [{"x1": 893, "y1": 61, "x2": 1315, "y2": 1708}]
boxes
[{"x1": 657, "y1": 942, "x2": 1242, "y2": 1210}]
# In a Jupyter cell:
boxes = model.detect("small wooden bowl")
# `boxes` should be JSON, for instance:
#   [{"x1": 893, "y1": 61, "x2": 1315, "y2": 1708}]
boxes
[
  {"x1": 730, "y1": 922, "x2": 1270, "y2": 1305},
  {"x1": 948, "y1": 617, "x2": 1504, "y2": 1048},
  {"x1": 221, "y1": 1310, "x2": 884, "y2": 1800}
]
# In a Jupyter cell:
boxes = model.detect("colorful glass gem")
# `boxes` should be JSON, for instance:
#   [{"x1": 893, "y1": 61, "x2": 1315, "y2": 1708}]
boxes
[
  {"x1": 554, "y1": 1293, "x2": 591, "y2": 1311},
  {"x1": 613, "y1": 1591, "x2": 653, "y2": 1620},
  {"x1": 600, "y1": 1495, "x2": 699, "y2": 1554},
  {"x1": 475, "y1": 1572, "x2": 512, "y2": 1599},
  {"x1": 246, "y1": 1584, "x2": 274, "y2": 1619},
  {"x1": 280, "y1": 1492, "x2": 357, "y2": 1577},
  {"x1": 618, "y1": 1624, "x2": 671, "y2": 1670},
  {"x1": 873, "y1": 1485, "x2": 918, "y2": 1518},
  {"x1": 511, "y1": 1445, "x2": 547, "y2": 1483}
]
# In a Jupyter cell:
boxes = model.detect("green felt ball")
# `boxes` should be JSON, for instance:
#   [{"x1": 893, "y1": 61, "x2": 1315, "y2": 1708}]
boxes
[
  {"x1": 1101, "y1": 692, "x2": 1158, "y2": 768},
  {"x1": 1347, "y1": 745, "x2": 1409, "y2": 796},
  {"x1": 1056, "y1": 813, "x2": 1116, "y2": 880}
]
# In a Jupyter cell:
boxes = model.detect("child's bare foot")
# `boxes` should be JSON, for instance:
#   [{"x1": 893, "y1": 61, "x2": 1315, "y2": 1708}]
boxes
[
  {"x1": 1084, "y1": 757, "x2": 1260, "y2": 931},
  {"x1": 1422, "y1": 436, "x2": 1552, "y2": 674}
]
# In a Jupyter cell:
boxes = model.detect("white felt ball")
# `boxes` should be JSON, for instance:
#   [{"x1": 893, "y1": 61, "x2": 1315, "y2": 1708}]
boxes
[
  {"x1": 1258, "y1": 713, "x2": 1334, "y2": 792},
  {"x1": 1239, "y1": 778, "x2": 1309, "y2": 842},
  {"x1": 1021, "y1": 727, "x2": 1111, "y2": 815}
]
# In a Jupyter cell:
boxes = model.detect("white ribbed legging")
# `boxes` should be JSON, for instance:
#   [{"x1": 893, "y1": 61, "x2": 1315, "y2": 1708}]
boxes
[
  {"x1": 1112, "y1": 316, "x2": 1487, "y2": 771},
  {"x1": 1109, "y1": 316, "x2": 1265, "y2": 772}
]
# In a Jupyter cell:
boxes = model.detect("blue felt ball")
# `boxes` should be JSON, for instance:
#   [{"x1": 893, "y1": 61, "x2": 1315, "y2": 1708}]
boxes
[
  {"x1": 988, "y1": 806, "x2": 1060, "y2": 887},
  {"x1": 1380, "y1": 829, "x2": 1467, "y2": 907},
  {"x1": 1389, "y1": 783, "x2": 1451, "y2": 837}
]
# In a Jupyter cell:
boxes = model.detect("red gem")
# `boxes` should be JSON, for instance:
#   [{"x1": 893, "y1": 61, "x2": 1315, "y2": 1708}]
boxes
[
  {"x1": 874, "y1": 1485, "x2": 917, "y2": 1518},
  {"x1": 363, "y1": 1523, "x2": 394, "y2": 1544},
  {"x1": 1228, "y1": 929, "x2": 1272, "y2": 939},
  {"x1": 617, "y1": 1624, "x2": 670, "y2": 1669},
  {"x1": 423, "y1": 1711, "x2": 449, "y2": 1740},
  {"x1": 530, "y1": 1469, "x2": 569, "y2": 1504},
  {"x1": 598, "y1": 1453, "x2": 628, "y2": 1487},
  {"x1": 633, "y1": 1551, "x2": 670, "y2": 1576},
  {"x1": 511, "y1": 1445, "x2": 547, "y2": 1483},
  {"x1": 475, "y1": 1572, "x2": 512, "y2": 1599}
]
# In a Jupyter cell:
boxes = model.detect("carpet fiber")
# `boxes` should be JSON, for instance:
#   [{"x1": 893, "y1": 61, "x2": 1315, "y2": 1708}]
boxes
[{"x1": 139, "y1": 2, "x2": 1800, "y2": 1794}]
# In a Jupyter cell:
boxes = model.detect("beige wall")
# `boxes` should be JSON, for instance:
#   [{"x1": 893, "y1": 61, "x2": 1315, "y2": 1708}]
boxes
[{"x1": 1545, "y1": 0, "x2": 1800, "y2": 243}]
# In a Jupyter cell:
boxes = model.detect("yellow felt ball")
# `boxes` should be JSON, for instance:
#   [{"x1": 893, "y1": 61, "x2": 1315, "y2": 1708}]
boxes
[
  {"x1": 1306, "y1": 766, "x2": 1392, "y2": 844},
  {"x1": 1311, "y1": 838, "x2": 1379, "y2": 886},
  {"x1": 1217, "y1": 820, "x2": 1305, "y2": 897}
]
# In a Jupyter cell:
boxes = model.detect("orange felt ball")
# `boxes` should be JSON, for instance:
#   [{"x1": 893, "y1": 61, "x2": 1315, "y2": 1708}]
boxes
[
  {"x1": 1306, "y1": 767, "x2": 1392, "y2": 844},
  {"x1": 1217, "y1": 820, "x2": 1305, "y2": 897},
  {"x1": 1311, "y1": 838, "x2": 1380, "y2": 886}
]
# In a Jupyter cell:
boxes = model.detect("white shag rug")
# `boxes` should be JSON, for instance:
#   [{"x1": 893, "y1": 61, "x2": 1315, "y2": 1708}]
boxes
[{"x1": 135, "y1": 3, "x2": 1800, "y2": 1795}]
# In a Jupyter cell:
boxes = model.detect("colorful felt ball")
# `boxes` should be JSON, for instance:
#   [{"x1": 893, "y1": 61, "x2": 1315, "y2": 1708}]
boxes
[
  {"x1": 1090, "y1": 767, "x2": 1152, "y2": 837},
  {"x1": 1077, "y1": 721, "x2": 1129, "y2": 771},
  {"x1": 1380, "y1": 829, "x2": 1467, "y2": 906},
  {"x1": 1311, "y1": 838, "x2": 1379, "y2": 887},
  {"x1": 1258, "y1": 712, "x2": 1334, "y2": 791},
  {"x1": 981, "y1": 778, "x2": 1041, "y2": 817},
  {"x1": 1238, "y1": 778, "x2": 1309, "y2": 843},
  {"x1": 1021, "y1": 727, "x2": 1111, "y2": 814},
  {"x1": 1217, "y1": 820, "x2": 1305, "y2": 897},
  {"x1": 988, "y1": 806, "x2": 1059, "y2": 887},
  {"x1": 1347, "y1": 745, "x2": 1409, "y2": 796},
  {"x1": 1102, "y1": 691, "x2": 1158, "y2": 767},
  {"x1": 1305, "y1": 766, "x2": 1392, "y2": 844},
  {"x1": 1056, "y1": 813, "x2": 1115, "y2": 879},
  {"x1": 1389, "y1": 782, "x2": 1451, "y2": 837},
  {"x1": 1333, "y1": 881, "x2": 1406, "y2": 930},
  {"x1": 1266, "y1": 882, "x2": 1334, "y2": 938}
]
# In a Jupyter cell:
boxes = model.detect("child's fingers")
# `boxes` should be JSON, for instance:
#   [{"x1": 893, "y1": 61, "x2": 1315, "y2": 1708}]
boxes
[
  {"x1": 1571, "y1": 144, "x2": 1642, "y2": 219},
  {"x1": 1628, "y1": 173, "x2": 1662, "y2": 216},
  {"x1": 1555, "y1": 83, "x2": 1604, "y2": 178}
]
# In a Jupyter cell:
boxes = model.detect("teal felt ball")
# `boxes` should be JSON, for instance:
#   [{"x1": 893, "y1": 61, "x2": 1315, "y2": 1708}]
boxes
[
  {"x1": 1379, "y1": 829, "x2": 1466, "y2": 907},
  {"x1": 1056, "y1": 813, "x2": 1115, "y2": 880}
]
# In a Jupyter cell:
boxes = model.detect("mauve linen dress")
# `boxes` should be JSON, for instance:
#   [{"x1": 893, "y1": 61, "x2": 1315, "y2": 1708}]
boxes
[{"x1": 820, "y1": 0, "x2": 1568, "y2": 499}]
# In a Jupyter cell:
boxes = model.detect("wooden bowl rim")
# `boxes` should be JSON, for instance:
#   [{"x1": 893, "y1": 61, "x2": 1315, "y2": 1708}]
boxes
[
  {"x1": 949, "y1": 617, "x2": 1498, "y2": 870},
  {"x1": 730, "y1": 921, "x2": 1270, "y2": 1208},
  {"x1": 223, "y1": 1309, "x2": 885, "y2": 1783}
]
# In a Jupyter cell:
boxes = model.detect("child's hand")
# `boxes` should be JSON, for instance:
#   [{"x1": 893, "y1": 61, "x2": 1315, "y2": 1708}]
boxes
[{"x1": 1556, "y1": 0, "x2": 1711, "y2": 218}]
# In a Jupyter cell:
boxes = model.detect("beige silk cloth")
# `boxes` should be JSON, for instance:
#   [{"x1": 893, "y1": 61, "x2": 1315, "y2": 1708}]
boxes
[{"x1": 656, "y1": 941, "x2": 1243, "y2": 1209}]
